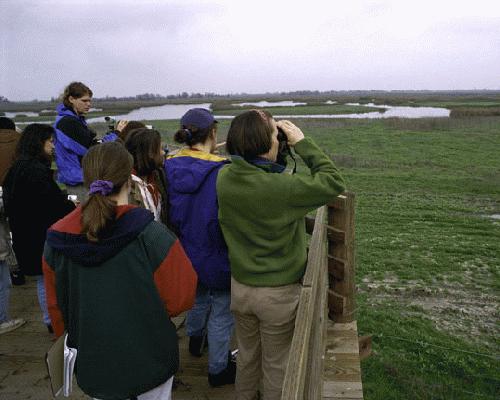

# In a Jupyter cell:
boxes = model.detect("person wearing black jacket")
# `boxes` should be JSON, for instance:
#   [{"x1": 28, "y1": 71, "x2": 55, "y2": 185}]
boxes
[{"x1": 2, "y1": 124, "x2": 75, "y2": 332}]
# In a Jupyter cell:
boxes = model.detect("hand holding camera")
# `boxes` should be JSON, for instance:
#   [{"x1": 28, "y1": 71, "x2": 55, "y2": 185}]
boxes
[
  {"x1": 104, "y1": 117, "x2": 129, "y2": 133},
  {"x1": 276, "y1": 120, "x2": 305, "y2": 147},
  {"x1": 116, "y1": 120, "x2": 129, "y2": 132}
]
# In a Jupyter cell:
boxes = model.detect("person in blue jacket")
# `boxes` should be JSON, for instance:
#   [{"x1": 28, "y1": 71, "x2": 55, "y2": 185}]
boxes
[
  {"x1": 164, "y1": 108, "x2": 235, "y2": 387},
  {"x1": 53, "y1": 82, "x2": 96, "y2": 201}
]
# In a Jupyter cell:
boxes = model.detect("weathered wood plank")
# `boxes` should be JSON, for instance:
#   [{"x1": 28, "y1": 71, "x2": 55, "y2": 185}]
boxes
[
  {"x1": 302, "y1": 207, "x2": 326, "y2": 287},
  {"x1": 327, "y1": 224, "x2": 345, "y2": 243},
  {"x1": 282, "y1": 206, "x2": 327, "y2": 400},
  {"x1": 327, "y1": 194, "x2": 348, "y2": 211},
  {"x1": 328, "y1": 289, "x2": 346, "y2": 316},
  {"x1": 328, "y1": 255, "x2": 346, "y2": 280},
  {"x1": 323, "y1": 320, "x2": 363, "y2": 399},
  {"x1": 323, "y1": 382, "x2": 364, "y2": 399},
  {"x1": 305, "y1": 209, "x2": 328, "y2": 400},
  {"x1": 328, "y1": 192, "x2": 356, "y2": 323},
  {"x1": 281, "y1": 287, "x2": 312, "y2": 399}
]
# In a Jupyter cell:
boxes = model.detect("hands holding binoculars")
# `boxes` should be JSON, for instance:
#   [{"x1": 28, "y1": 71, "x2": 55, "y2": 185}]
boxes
[{"x1": 276, "y1": 120, "x2": 305, "y2": 146}]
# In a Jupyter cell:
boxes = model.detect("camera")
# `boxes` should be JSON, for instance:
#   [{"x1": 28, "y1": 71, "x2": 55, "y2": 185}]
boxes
[{"x1": 104, "y1": 116, "x2": 116, "y2": 132}]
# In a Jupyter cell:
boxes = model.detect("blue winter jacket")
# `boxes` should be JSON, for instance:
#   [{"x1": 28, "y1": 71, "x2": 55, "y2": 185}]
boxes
[
  {"x1": 101, "y1": 131, "x2": 119, "y2": 143},
  {"x1": 53, "y1": 104, "x2": 89, "y2": 186},
  {"x1": 164, "y1": 149, "x2": 231, "y2": 290}
]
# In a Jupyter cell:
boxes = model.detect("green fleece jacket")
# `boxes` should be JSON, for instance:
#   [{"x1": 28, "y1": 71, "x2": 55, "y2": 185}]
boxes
[{"x1": 216, "y1": 137, "x2": 345, "y2": 287}]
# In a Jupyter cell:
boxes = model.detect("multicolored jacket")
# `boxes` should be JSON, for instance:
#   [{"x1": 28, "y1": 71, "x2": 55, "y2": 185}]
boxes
[
  {"x1": 53, "y1": 104, "x2": 91, "y2": 186},
  {"x1": 43, "y1": 205, "x2": 197, "y2": 399},
  {"x1": 164, "y1": 149, "x2": 231, "y2": 290}
]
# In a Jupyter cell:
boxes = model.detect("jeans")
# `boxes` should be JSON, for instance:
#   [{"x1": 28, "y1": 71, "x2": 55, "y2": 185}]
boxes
[
  {"x1": 186, "y1": 284, "x2": 233, "y2": 374},
  {"x1": 0, "y1": 260, "x2": 11, "y2": 323},
  {"x1": 37, "y1": 275, "x2": 51, "y2": 325}
]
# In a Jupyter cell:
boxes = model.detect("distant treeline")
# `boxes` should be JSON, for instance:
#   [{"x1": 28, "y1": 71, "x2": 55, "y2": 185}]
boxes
[
  {"x1": 2, "y1": 90, "x2": 500, "y2": 114},
  {"x1": 2, "y1": 89, "x2": 500, "y2": 104}
]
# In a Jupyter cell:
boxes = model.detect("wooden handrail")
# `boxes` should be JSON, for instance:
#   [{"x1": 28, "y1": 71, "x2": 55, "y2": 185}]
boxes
[
  {"x1": 282, "y1": 206, "x2": 328, "y2": 400},
  {"x1": 282, "y1": 192, "x2": 357, "y2": 399}
]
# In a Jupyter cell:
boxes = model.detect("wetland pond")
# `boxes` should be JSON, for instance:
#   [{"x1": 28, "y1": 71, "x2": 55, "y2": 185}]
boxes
[{"x1": 11, "y1": 101, "x2": 450, "y2": 124}]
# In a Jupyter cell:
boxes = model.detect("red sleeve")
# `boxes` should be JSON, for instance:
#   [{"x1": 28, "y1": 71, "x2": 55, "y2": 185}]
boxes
[
  {"x1": 42, "y1": 257, "x2": 65, "y2": 337},
  {"x1": 153, "y1": 239, "x2": 198, "y2": 317}
]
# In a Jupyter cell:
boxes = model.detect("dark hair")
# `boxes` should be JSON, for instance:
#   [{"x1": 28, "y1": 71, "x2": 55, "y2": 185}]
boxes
[
  {"x1": 62, "y1": 82, "x2": 93, "y2": 108},
  {"x1": 0, "y1": 116, "x2": 15, "y2": 130},
  {"x1": 81, "y1": 142, "x2": 133, "y2": 242},
  {"x1": 119, "y1": 121, "x2": 147, "y2": 142},
  {"x1": 124, "y1": 128, "x2": 162, "y2": 177},
  {"x1": 174, "y1": 122, "x2": 217, "y2": 147},
  {"x1": 14, "y1": 124, "x2": 54, "y2": 163},
  {"x1": 226, "y1": 109, "x2": 274, "y2": 160}
]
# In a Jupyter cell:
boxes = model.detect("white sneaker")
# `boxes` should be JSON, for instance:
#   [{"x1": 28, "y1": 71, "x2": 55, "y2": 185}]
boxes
[{"x1": 0, "y1": 318, "x2": 26, "y2": 335}]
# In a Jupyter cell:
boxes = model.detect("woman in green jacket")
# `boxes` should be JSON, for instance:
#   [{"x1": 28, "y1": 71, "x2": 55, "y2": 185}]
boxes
[{"x1": 216, "y1": 110, "x2": 345, "y2": 400}]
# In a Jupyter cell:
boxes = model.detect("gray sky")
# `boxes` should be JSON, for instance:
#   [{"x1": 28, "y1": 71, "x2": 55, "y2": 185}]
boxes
[{"x1": 1, "y1": 0, "x2": 500, "y2": 101}]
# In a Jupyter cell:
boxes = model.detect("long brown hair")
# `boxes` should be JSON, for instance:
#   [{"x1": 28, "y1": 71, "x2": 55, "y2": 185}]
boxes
[
  {"x1": 124, "y1": 128, "x2": 162, "y2": 177},
  {"x1": 81, "y1": 142, "x2": 133, "y2": 242}
]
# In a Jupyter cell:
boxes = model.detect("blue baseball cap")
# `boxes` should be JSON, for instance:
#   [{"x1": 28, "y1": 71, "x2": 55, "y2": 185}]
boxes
[{"x1": 181, "y1": 108, "x2": 217, "y2": 130}]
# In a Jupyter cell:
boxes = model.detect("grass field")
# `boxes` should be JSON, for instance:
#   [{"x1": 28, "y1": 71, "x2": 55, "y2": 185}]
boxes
[
  {"x1": 306, "y1": 116, "x2": 499, "y2": 399},
  {"x1": 146, "y1": 114, "x2": 500, "y2": 399}
]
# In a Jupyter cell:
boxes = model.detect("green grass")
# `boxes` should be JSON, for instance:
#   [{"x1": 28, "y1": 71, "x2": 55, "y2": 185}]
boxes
[
  {"x1": 212, "y1": 103, "x2": 385, "y2": 116},
  {"x1": 295, "y1": 116, "x2": 500, "y2": 399}
]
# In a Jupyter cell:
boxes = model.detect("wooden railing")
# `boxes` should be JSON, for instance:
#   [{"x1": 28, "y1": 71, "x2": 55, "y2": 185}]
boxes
[{"x1": 282, "y1": 192, "x2": 357, "y2": 400}]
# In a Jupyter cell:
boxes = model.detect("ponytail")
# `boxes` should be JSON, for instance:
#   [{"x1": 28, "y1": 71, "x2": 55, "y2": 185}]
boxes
[
  {"x1": 80, "y1": 142, "x2": 133, "y2": 242},
  {"x1": 81, "y1": 196, "x2": 117, "y2": 242},
  {"x1": 174, "y1": 122, "x2": 217, "y2": 147}
]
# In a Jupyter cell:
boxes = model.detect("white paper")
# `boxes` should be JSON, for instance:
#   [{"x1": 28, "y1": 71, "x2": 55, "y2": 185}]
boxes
[{"x1": 63, "y1": 334, "x2": 78, "y2": 397}]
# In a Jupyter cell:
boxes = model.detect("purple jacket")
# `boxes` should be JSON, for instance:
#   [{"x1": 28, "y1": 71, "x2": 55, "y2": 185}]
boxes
[
  {"x1": 53, "y1": 104, "x2": 89, "y2": 186},
  {"x1": 164, "y1": 149, "x2": 230, "y2": 290}
]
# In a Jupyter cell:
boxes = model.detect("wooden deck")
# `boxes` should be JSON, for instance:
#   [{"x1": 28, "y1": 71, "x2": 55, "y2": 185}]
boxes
[
  {"x1": 323, "y1": 321, "x2": 364, "y2": 399},
  {"x1": 0, "y1": 278, "x2": 363, "y2": 399}
]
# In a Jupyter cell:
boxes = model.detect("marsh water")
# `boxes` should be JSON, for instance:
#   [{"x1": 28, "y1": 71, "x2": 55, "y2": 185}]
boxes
[{"x1": 9, "y1": 101, "x2": 450, "y2": 124}]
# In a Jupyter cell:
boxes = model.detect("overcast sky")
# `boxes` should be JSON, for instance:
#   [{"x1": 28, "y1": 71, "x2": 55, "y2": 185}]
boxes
[{"x1": 1, "y1": 0, "x2": 499, "y2": 101}]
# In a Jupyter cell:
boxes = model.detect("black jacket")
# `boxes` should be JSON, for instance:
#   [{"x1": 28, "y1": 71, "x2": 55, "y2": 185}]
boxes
[{"x1": 2, "y1": 157, "x2": 75, "y2": 275}]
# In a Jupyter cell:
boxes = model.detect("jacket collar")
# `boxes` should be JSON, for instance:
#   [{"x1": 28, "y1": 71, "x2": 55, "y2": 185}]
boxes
[
  {"x1": 230, "y1": 155, "x2": 285, "y2": 174},
  {"x1": 46, "y1": 205, "x2": 154, "y2": 267},
  {"x1": 169, "y1": 148, "x2": 226, "y2": 162}
]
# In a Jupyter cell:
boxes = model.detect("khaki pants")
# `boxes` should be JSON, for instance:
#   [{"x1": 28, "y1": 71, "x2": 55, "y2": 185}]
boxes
[{"x1": 231, "y1": 278, "x2": 300, "y2": 400}]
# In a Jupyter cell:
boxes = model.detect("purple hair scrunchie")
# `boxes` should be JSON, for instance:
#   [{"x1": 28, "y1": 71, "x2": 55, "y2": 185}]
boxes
[{"x1": 88, "y1": 180, "x2": 114, "y2": 196}]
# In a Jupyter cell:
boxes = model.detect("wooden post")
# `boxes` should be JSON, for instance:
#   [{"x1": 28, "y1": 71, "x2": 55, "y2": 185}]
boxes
[{"x1": 327, "y1": 192, "x2": 356, "y2": 323}]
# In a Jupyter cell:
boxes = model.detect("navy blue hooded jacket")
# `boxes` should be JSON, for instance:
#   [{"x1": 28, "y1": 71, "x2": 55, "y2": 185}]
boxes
[{"x1": 164, "y1": 149, "x2": 231, "y2": 290}]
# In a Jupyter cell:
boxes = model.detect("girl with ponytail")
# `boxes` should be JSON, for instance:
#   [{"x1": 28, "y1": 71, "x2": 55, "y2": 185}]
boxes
[{"x1": 43, "y1": 142, "x2": 197, "y2": 400}]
